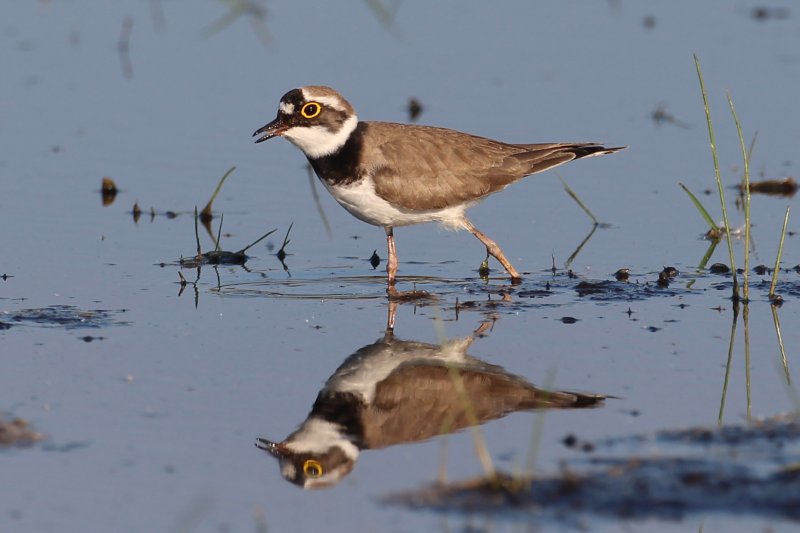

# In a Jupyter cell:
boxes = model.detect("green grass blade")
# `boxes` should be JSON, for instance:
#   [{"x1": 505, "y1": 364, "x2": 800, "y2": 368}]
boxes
[
  {"x1": 769, "y1": 206, "x2": 790, "y2": 299},
  {"x1": 687, "y1": 239, "x2": 719, "y2": 289},
  {"x1": 728, "y1": 94, "x2": 751, "y2": 301},
  {"x1": 694, "y1": 54, "x2": 739, "y2": 298},
  {"x1": 679, "y1": 182, "x2": 719, "y2": 232}
]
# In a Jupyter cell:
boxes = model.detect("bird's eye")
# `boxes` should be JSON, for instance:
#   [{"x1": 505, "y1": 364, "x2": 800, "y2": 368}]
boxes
[
  {"x1": 303, "y1": 459, "x2": 323, "y2": 477},
  {"x1": 300, "y1": 102, "x2": 321, "y2": 119}
]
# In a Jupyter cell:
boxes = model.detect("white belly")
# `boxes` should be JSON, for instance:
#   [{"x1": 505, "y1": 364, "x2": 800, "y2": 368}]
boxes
[
  {"x1": 326, "y1": 337, "x2": 473, "y2": 403},
  {"x1": 322, "y1": 176, "x2": 470, "y2": 229}
]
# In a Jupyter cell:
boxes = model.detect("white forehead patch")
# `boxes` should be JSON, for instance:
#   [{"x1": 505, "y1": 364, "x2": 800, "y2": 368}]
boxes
[
  {"x1": 279, "y1": 102, "x2": 295, "y2": 115},
  {"x1": 300, "y1": 88, "x2": 348, "y2": 113},
  {"x1": 283, "y1": 115, "x2": 358, "y2": 158},
  {"x1": 313, "y1": 95, "x2": 347, "y2": 112}
]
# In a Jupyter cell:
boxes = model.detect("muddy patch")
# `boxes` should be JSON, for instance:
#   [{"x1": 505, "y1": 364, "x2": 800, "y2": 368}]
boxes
[
  {"x1": 215, "y1": 268, "x2": 699, "y2": 312},
  {"x1": 0, "y1": 305, "x2": 129, "y2": 330},
  {"x1": 385, "y1": 415, "x2": 800, "y2": 523}
]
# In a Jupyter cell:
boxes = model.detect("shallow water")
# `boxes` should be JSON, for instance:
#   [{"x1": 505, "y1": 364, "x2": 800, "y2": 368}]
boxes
[{"x1": 2, "y1": 1, "x2": 800, "y2": 532}]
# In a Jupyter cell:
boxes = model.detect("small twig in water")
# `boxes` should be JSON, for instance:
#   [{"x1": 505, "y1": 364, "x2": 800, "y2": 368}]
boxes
[
  {"x1": 276, "y1": 222, "x2": 293, "y2": 261},
  {"x1": 237, "y1": 228, "x2": 278, "y2": 256},
  {"x1": 200, "y1": 166, "x2": 236, "y2": 224}
]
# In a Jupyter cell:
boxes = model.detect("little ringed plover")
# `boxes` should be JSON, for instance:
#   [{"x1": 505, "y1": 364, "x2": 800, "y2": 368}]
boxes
[{"x1": 254, "y1": 86, "x2": 624, "y2": 288}]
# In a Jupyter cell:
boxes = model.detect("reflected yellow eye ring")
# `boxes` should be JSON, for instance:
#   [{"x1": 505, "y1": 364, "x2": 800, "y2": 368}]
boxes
[
  {"x1": 300, "y1": 102, "x2": 322, "y2": 119},
  {"x1": 303, "y1": 459, "x2": 323, "y2": 477}
]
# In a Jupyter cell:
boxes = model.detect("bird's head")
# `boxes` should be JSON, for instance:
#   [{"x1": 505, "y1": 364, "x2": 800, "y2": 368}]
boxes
[{"x1": 253, "y1": 86, "x2": 358, "y2": 158}]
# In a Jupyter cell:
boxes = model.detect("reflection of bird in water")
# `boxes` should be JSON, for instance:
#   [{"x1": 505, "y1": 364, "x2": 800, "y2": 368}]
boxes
[{"x1": 256, "y1": 330, "x2": 605, "y2": 489}]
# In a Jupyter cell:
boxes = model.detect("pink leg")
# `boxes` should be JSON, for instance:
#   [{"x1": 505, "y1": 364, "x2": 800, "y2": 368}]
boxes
[
  {"x1": 383, "y1": 226, "x2": 431, "y2": 301},
  {"x1": 465, "y1": 221, "x2": 522, "y2": 281},
  {"x1": 385, "y1": 226, "x2": 398, "y2": 286}
]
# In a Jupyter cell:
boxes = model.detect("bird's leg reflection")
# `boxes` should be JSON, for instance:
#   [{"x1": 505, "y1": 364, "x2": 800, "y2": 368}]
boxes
[
  {"x1": 387, "y1": 300, "x2": 398, "y2": 332},
  {"x1": 472, "y1": 315, "x2": 497, "y2": 338}
]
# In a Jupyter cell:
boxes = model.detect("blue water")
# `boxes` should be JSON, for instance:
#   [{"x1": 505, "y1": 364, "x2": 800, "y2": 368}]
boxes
[{"x1": 1, "y1": 1, "x2": 799, "y2": 531}]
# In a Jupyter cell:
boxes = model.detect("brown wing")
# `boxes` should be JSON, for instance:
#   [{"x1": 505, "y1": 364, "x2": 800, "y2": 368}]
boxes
[
  {"x1": 360, "y1": 363, "x2": 603, "y2": 449},
  {"x1": 364, "y1": 122, "x2": 623, "y2": 210}
]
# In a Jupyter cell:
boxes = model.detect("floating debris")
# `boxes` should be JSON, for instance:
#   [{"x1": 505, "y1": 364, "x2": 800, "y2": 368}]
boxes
[
  {"x1": 100, "y1": 177, "x2": 118, "y2": 206},
  {"x1": 407, "y1": 97, "x2": 424, "y2": 121},
  {"x1": 477, "y1": 256, "x2": 490, "y2": 278},
  {"x1": 753, "y1": 264, "x2": 771, "y2": 275},
  {"x1": 751, "y1": 6, "x2": 791, "y2": 21},
  {"x1": 0, "y1": 416, "x2": 44, "y2": 447},
  {"x1": 369, "y1": 250, "x2": 381, "y2": 269},
  {"x1": 661, "y1": 266, "x2": 679, "y2": 278},
  {"x1": 709, "y1": 263, "x2": 730, "y2": 274},
  {"x1": 180, "y1": 250, "x2": 246, "y2": 268},
  {"x1": 743, "y1": 177, "x2": 797, "y2": 197}
]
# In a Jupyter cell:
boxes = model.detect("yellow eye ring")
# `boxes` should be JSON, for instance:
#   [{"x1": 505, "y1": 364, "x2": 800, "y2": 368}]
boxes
[
  {"x1": 303, "y1": 459, "x2": 323, "y2": 477},
  {"x1": 300, "y1": 102, "x2": 322, "y2": 119}
]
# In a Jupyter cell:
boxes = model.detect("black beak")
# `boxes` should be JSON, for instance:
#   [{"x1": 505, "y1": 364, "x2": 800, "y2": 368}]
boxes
[
  {"x1": 255, "y1": 437, "x2": 289, "y2": 458},
  {"x1": 253, "y1": 116, "x2": 289, "y2": 143}
]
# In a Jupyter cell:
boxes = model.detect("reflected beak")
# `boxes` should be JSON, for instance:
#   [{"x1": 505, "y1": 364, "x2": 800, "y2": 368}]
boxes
[
  {"x1": 255, "y1": 438, "x2": 289, "y2": 458},
  {"x1": 253, "y1": 117, "x2": 289, "y2": 143}
]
